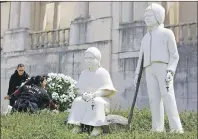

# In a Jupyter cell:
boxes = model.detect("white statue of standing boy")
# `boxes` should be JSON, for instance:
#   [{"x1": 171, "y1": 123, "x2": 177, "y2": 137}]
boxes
[
  {"x1": 67, "y1": 47, "x2": 117, "y2": 136},
  {"x1": 134, "y1": 3, "x2": 183, "y2": 133}
]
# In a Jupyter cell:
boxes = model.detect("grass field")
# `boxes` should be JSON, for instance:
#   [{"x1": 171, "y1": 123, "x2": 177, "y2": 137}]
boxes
[{"x1": 1, "y1": 108, "x2": 197, "y2": 139}]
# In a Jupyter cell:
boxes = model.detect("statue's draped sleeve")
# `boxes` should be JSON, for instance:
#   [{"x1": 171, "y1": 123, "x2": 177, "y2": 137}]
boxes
[{"x1": 76, "y1": 68, "x2": 117, "y2": 97}]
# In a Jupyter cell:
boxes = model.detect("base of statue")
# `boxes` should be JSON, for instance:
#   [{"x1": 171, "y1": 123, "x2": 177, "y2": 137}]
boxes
[{"x1": 65, "y1": 114, "x2": 128, "y2": 134}]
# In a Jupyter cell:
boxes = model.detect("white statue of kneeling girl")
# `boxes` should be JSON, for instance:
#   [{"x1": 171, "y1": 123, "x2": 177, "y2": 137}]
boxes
[{"x1": 67, "y1": 47, "x2": 117, "y2": 136}]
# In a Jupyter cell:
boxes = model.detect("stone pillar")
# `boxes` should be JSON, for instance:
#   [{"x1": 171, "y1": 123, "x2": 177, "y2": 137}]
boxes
[
  {"x1": 69, "y1": 22, "x2": 79, "y2": 45},
  {"x1": 34, "y1": 2, "x2": 41, "y2": 31},
  {"x1": 148, "y1": 1, "x2": 162, "y2": 6},
  {"x1": 3, "y1": 2, "x2": 32, "y2": 52},
  {"x1": 111, "y1": 2, "x2": 123, "y2": 109},
  {"x1": 70, "y1": 2, "x2": 89, "y2": 45},
  {"x1": 20, "y1": 2, "x2": 32, "y2": 28},
  {"x1": 53, "y1": 2, "x2": 59, "y2": 29},
  {"x1": 121, "y1": 2, "x2": 133, "y2": 23},
  {"x1": 74, "y1": 2, "x2": 89, "y2": 19},
  {"x1": 9, "y1": 2, "x2": 20, "y2": 29},
  {"x1": 133, "y1": 2, "x2": 148, "y2": 21}
]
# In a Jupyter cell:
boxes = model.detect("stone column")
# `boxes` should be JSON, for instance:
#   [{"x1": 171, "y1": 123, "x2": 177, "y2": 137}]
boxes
[
  {"x1": 3, "y1": 2, "x2": 32, "y2": 52},
  {"x1": 69, "y1": 22, "x2": 79, "y2": 45},
  {"x1": 9, "y1": 2, "x2": 20, "y2": 29},
  {"x1": 121, "y1": 2, "x2": 133, "y2": 23},
  {"x1": 69, "y1": 2, "x2": 88, "y2": 45},
  {"x1": 111, "y1": 2, "x2": 123, "y2": 109},
  {"x1": 74, "y1": 2, "x2": 89, "y2": 19},
  {"x1": 133, "y1": 2, "x2": 148, "y2": 21},
  {"x1": 148, "y1": 1, "x2": 162, "y2": 6},
  {"x1": 20, "y1": 2, "x2": 32, "y2": 28}
]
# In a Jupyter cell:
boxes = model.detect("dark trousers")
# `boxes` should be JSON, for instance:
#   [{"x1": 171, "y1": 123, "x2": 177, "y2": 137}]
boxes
[
  {"x1": 9, "y1": 97, "x2": 16, "y2": 107},
  {"x1": 13, "y1": 99, "x2": 38, "y2": 113}
]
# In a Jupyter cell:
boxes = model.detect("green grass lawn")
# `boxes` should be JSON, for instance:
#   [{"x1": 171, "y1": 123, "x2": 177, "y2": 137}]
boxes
[{"x1": 1, "y1": 108, "x2": 197, "y2": 139}]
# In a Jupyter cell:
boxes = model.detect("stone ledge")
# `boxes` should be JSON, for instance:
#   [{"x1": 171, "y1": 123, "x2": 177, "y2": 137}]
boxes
[
  {"x1": 70, "y1": 17, "x2": 112, "y2": 45},
  {"x1": 5, "y1": 28, "x2": 30, "y2": 34},
  {"x1": 1, "y1": 40, "x2": 112, "y2": 58},
  {"x1": 3, "y1": 28, "x2": 31, "y2": 53},
  {"x1": 118, "y1": 51, "x2": 140, "y2": 59},
  {"x1": 72, "y1": 16, "x2": 112, "y2": 24}
]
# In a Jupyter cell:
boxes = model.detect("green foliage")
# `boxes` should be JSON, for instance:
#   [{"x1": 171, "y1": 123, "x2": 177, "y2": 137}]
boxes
[{"x1": 1, "y1": 108, "x2": 197, "y2": 139}]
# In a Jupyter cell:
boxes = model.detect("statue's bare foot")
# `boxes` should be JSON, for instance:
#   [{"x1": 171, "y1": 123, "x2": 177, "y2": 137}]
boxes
[
  {"x1": 170, "y1": 129, "x2": 184, "y2": 134},
  {"x1": 90, "y1": 127, "x2": 102, "y2": 136},
  {"x1": 72, "y1": 126, "x2": 81, "y2": 134}
]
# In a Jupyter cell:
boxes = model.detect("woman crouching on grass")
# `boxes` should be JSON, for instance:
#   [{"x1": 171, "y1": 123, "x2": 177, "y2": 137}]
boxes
[{"x1": 4, "y1": 75, "x2": 58, "y2": 113}]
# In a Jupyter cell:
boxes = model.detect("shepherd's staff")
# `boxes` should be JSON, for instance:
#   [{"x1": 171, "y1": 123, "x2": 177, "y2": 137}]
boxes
[{"x1": 127, "y1": 55, "x2": 144, "y2": 130}]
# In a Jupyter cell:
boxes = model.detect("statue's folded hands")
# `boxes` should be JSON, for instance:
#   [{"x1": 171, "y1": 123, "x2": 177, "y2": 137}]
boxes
[
  {"x1": 165, "y1": 70, "x2": 174, "y2": 82},
  {"x1": 82, "y1": 92, "x2": 95, "y2": 102}
]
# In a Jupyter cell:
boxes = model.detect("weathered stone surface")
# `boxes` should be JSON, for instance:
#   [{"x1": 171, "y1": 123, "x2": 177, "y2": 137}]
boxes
[
  {"x1": 74, "y1": 2, "x2": 89, "y2": 19},
  {"x1": 69, "y1": 19, "x2": 88, "y2": 45},
  {"x1": 103, "y1": 114, "x2": 128, "y2": 133},
  {"x1": 106, "y1": 114, "x2": 128, "y2": 125},
  {"x1": 9, "y1": 2, "x2": 20, "y2": 29},
  {"x1": 58, "y1": 2, "x2": 76, "y2": 28},
  {"x1": 1, "y1": 2, "x2": 10, "y2": 36},
  {"x1": 133, "y1": 2, "x2": 148, "y2": 21},
  {"x1": 86, "y1": 18, "x2": 111, "y2": 43},
  {"x1": 120, "y1": 2, "x2": 133, "y2": 23},
  {"x1": 3, "y1": 28, "x2": 31, "y2": 52},
  {"x1": 20, "y1": 2, "x2": 31, "y2": 28},
  {"x1": 89, "y1": 2, "x2": 111, "y2": 20},
  {"x1": 120, "y1": 21, "x2": 146, "y2": 52},
  {"x1": 70, "y1": 16, "x2": 111, "y2": 45}
]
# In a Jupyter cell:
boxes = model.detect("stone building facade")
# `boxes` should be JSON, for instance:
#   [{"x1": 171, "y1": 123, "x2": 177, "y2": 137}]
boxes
[{"x1": 1, "y1": 2, "x2": 197, "y2": 113}]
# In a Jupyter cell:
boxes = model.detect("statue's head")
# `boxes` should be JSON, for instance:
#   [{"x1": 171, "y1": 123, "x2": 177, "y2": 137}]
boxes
[
  {"x1": 84, "y1": 47, "x2": 101, "y2": 69},
  {"x1": 144, "y1": 3, "x2": 165, "y2": 27}
]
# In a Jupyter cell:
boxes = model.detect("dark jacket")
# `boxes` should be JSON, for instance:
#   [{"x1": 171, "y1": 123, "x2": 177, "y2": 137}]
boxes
[
  {"x1": 12, "y1": 84, "x2": 54, "y2": 113},
  {"x1": 19, "y1": 85, "x2": 51, "y2": 108},
  {"x1": 7, "y1": 70, "x2": 29, "y2": 95}
]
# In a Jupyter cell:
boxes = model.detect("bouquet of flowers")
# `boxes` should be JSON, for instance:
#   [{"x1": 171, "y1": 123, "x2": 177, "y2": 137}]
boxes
[{"x1": 46, "y1": 73, "x2": 77, "y2": 111}]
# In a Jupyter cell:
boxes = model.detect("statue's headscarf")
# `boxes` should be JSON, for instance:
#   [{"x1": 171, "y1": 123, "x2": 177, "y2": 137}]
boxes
[{"x1": 85, "y1": 47, "x2": 101, "y2": 66}]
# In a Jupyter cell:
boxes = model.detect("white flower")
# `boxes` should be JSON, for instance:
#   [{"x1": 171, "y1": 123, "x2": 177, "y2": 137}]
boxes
[
  {"x1": 47, "y1": 72, "x2": 77, "y2": 111},
  {"x1": 57, "y1": 85, "x2": 62, "y2": 89},
  {"x1": 52, "y1": 92, "x2": 59, "y2": 100},
  {"x1": 47, "y1": 78, "x2": 52, "y2": 82},
  {"x1": 60, "y1": 94, "x2": 69, "y2": 102},
  {"x1": 48, "y1": 73, "x2": 58, "y2": 78},
  {"x1": 60, "y1": 98, "x2": 65, "y2": 103},
  {"x1": 63, "y1": 98, "x2": 67, "y2": 102}
]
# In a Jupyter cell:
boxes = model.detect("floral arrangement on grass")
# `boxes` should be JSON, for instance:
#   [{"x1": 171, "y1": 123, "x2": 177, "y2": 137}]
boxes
[{"x1": 46, "y1": 73, "x2": 77, "y2": 111}]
